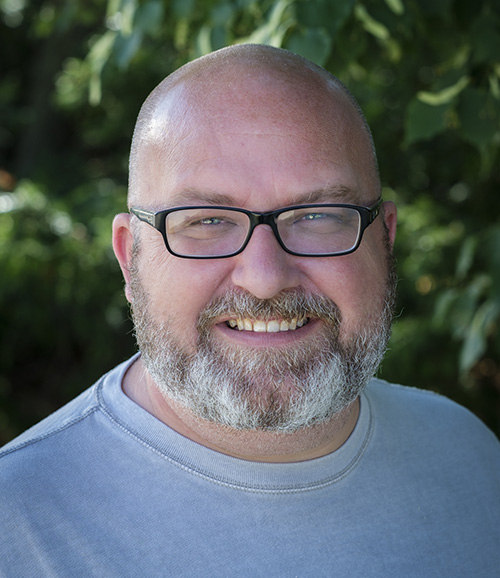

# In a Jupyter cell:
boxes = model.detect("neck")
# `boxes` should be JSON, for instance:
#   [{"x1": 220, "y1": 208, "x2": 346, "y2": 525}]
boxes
[{"x1": 122, "y1": 357, "x2": 360, "y2": 463}]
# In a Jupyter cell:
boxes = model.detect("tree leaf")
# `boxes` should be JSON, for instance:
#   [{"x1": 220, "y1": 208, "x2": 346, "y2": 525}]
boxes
[
  {"x1": 294, "y1": 0, "x2": 354, "y2": 36},
  {"x1": 404, "y1": 98, "x2": 452, "y2": 145},
  {"x1": 172, "y1": 0, "x2": 196, "y2": 19},
  {"x1": 113, "y1": 30, "x2": 142, "y2": 69},
  {"x1": 417, "y1": 75, "x2": 469, "y2": 106},
  {"x1": 484, "y1": 226, "x2": 500, "y2": 295},
  {"x1": 134, "y1": 0, "x2": 164, "y2": 36},
  {"x1": 471, "y1": 12, "x2": 500, "y2": 65},
  {"x1": 354, "y1": 4, "x2": 390, "y2": 41},
  {"x1": 285, "y1": 27, "x2": 332, "y2": 66},
  {"x1": 455, "y1": 236, "x2": 477, "y2": 280},
  {"x1": 212, "y1": 3, "x2": 235, "y2": 27},
  {"x1": 457, "y1": 87, "x2": 500, "y2": 151},
  {"x1": 87, "y1": 30, "x2": 117, "y2": 105},
  {"x1": 460, "y1": 300, "x2": 500, "y2": 373},
  {"x1": 195, "y1": 25, "x2": 212, "y2": 56},
  {"x1": 384, "y1": 0, "x2": 404, "y2": 15},
  {"x1": 489, "y1": 73, "x2": 500, "y2": 100},
  {"x1": 433, "y1": 288, "x2": 459, "y2": 329},
  {"x1": 242, "y1": 0, "x2": 294, "y2": 46}
]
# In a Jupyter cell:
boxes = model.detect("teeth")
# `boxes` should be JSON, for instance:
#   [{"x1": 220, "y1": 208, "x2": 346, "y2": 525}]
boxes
[
  {"x1": 226, "y1": 317, "x2": 308, "y2": 332},
  {"x1": 267, "y1": 320, "x2": 280, "y2": 333}
]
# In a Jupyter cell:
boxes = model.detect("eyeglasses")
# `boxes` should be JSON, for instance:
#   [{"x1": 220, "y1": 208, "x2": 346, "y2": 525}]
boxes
[{"x1": 130, "y1": 199, "x2": 382, "y2": 259}]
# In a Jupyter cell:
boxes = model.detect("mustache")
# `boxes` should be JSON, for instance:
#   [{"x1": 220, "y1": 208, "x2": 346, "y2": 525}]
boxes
[{"x1": 196, "y1": 289, "x2": 342, "y2": 330}]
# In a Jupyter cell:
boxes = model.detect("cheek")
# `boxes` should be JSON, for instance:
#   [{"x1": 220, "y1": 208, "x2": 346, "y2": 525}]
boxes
[
  {"x1": 308, "y1": 249, "x2": 388, "y2": 331},
  {"x1": 349, "y1": 247, "x2": 392, "y2": 327},
  {"x1": 141, "y1": 252, "x2": 233, "y2": 339}
]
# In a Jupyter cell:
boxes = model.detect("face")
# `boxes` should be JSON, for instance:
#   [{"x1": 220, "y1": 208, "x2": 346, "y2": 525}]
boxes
[{"x1": 117, "y1": 73, "x2": 398, "y2": 432}]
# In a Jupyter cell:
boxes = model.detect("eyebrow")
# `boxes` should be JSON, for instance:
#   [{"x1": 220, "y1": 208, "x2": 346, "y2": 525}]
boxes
[
  {"x1": 288, "y1": 186, "x2": 362, "y2": 206},
  {"x1": 166, "y1": 185, "x2": 363, "y2": 209},
  {"x1": 168, "y1": 189, "x2": 237, "y2": 207}
]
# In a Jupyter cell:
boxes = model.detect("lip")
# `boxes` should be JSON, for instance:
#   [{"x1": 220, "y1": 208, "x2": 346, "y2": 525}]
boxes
[{"x1": 213, "y1": 317, "x2": 321, "y2": 347}]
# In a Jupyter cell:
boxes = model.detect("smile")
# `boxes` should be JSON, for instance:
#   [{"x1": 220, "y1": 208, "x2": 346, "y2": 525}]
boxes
[{"x1": 226, "y1": 317, "x2": 309, "y2": 332}]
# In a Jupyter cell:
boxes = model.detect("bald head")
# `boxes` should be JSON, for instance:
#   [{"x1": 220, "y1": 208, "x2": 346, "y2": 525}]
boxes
[{"x1": 128, "y1": 44, "x2": 380, "y2": 207}]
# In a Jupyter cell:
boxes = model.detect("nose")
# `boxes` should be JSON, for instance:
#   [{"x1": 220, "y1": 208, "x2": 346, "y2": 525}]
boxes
[{"x1": 230, "y1": 224, "x2": 301, "y2": 299}]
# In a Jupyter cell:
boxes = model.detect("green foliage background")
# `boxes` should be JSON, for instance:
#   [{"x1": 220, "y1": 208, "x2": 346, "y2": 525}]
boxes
[{"x1": 1, "y1": 0, "x2": 499, "y2": 444}]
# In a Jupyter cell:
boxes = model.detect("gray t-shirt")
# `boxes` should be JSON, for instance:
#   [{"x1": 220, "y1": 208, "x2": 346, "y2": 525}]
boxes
[{"x1": 1, "y1": 356, "x2": 500, "y2": 577}]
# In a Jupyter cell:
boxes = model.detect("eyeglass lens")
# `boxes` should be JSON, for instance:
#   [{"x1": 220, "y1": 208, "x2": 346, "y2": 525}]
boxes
[{"x1": 165, "y1": 207, "x2": 362, "y2": 257}]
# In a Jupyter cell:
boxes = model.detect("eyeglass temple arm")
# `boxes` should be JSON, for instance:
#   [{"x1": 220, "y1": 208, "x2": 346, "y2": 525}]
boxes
[
  {"x1": 130, "y1": 208, "x2": 156, "y2": 227},
  {"x1": 369, "y1": 199, "x2": 383, "y2": 223}
]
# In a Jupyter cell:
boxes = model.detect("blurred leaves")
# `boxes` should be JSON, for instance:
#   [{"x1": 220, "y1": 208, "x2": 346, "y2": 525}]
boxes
[
  {"x1": 1, "y1": 0, "x2": 500, "y2": 442},
  {"x1": 0, "y1": 180, "x2": 133, "y2": 441},
  {"x1": 417, "y1": 75, "x2": 470, "y2": 106},
  {"x1": 405, "y1": 100, "x2": 453, "y2": 144}
]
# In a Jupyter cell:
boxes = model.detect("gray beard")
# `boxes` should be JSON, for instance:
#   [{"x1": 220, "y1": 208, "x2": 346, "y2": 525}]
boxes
[{"x1": 130, "y1": 261, "x2": 396, "y2": 432}]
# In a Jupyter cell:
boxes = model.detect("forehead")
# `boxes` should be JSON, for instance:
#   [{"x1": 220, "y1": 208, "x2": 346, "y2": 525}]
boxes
[{"x1": 133, "y1": 69, "x2": 375, "y2": 209}]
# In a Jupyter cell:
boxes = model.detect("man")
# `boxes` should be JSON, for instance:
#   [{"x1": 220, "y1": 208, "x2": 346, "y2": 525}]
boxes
[{"x1": 1, "y1": 45, "x2": 499, "y2": 577}]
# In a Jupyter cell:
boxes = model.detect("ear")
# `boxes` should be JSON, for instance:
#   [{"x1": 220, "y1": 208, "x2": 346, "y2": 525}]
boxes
[
  {"x1": 381, "y1": 201, "x2": 397, "y2": 248},
  {"x1": 112, "y1": 213, "x2": 135, "y2": 303}
]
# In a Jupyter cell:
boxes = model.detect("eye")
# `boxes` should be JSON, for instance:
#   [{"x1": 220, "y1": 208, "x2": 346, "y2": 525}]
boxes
[
  {"x1": 196, "y1": 217, "x2": 225, "y2": 226},
  {"x1": 301, "y1": 212, "x2": 341, "y2": 222},
  {"x1": 185, "y1": 215, "x2": 242, "y2": 232},
  {"x1": 172, "y1": 212, "x2": 243, "y2": 241},
  {"x1": 296, "y1": 211, "x2": 346, "y2": 228}
]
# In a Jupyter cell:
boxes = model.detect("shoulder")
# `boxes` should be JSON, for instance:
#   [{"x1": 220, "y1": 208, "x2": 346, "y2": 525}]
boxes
[
  {"x1": 0, "y1": 357, "x2": 139, "y2": 461},
  {"x1": 0, "y1": 360, "x2": 131, "y2": 465},
  {"x1": 0, "y1": 362, "x2": 134, "y2": 514},
  {"x1": 365, "y1": 378, "x2": 500, "y2": 464},
  {"x1": 367, "y1": 378, "x2": 485, "y2": 419},
  {"x1": 366, "y1": 377, "x2": 496, "y2": 433},
  {"x1": 1, "y1": 385, "x2": 99, "y2": 453},
  {"x1": 0, "y1": 383, "x2": 103, "y2": 517}
]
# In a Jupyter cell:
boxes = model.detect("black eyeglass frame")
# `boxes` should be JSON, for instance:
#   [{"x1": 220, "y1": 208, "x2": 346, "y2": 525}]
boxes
[{"x1": 130, "y1": 199, "x2": 383, "y2": 259}]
